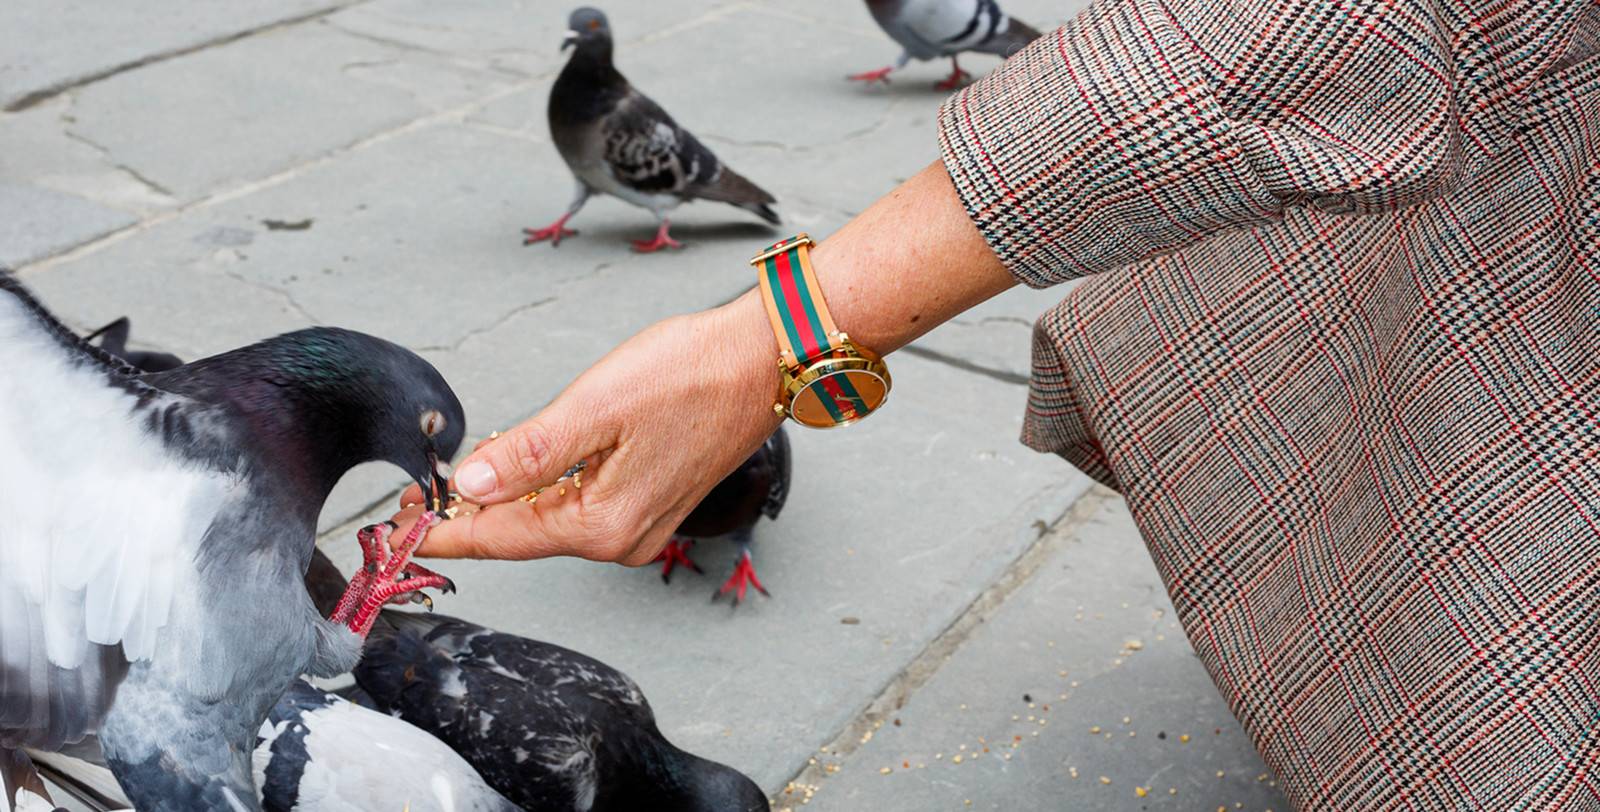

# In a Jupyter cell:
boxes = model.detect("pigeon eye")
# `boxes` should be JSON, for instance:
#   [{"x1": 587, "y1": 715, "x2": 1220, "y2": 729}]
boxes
[
  {"x1": 587, "y1": 18, "x2": 600, "y2": 30},
  {"x1": 420, "y1": 409, "x2": 446, "y2": 438}
]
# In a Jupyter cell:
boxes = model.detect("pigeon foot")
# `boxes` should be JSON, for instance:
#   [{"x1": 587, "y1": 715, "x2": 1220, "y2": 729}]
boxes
[
  {"x1": 847, "y1": 66, "x2": 895, "y2": 84},
  {"x1": 631, "y1": 221, "x2": 683, "y2": 253},
  {"x1": 653, "y1": 536, "x2": 703, "y2": 583},
  {"x1": 935, "y1": 58, "x2": 972, "y2": 91},
  {"x1": 333, "y1": 513, "x2": 451, "y2": 636},
  {"x1": 523, "y1": 216, "x2": 578, "y2": 246},
  {"x1": 712, "y1": 550, "x2": 769, "y2": 607}
]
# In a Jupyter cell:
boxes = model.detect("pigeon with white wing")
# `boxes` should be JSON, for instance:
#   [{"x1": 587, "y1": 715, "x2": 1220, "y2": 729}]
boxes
[{"x1": 0, "y1": 271, "x2": 465, "y2": 811}]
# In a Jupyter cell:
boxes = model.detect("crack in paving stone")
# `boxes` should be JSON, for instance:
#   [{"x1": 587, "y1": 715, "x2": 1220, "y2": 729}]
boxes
[
  {"x1": 222, "y1": 269, "x2": 319, "y2": 324},
  {"x1": 776, "y1": 488, "x2": 1114, "y2": 806},
  {"x1": 899, "y1": 344, "x2": 1030, "y2": 387},
  {"x1": 4, "y1": 2, "x2": 373, "y2": 113},
  {"x1": 59, "y1": 128, "x2": 177, "y2": 201},
  {"x1": 978, "y1": 315, "x2": 1035, "y2": 329},
  {"x1": 416, "y1": 295, "x2": 559, "y2": 353}
]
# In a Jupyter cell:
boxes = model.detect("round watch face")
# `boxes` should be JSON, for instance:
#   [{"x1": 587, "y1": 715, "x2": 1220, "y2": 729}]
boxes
[{"x1": 790, "y1": 368, "x2": 889, "y2": 428}]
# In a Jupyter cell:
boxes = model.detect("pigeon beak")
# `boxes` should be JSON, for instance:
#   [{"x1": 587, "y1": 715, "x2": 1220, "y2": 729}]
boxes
[
  {"x1": 561, "y1": 30, "x2": 578, "y2": 51},
  {"x1": 423, "y1": 450, "x2": 452, "y2": 516}
]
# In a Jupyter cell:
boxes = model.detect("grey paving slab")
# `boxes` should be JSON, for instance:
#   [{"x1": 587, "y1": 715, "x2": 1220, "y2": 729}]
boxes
[
  {"x1": 0, "y1": 182, "x2": 135, "y2": 267},
  {"x1": 799, "y1": 493, "x2": 1289, "y2": 812},
  {"x1": 319, "y1": 350, "x2": 1093, "y2": 793},
  {"x1": 56, "y1": 21, "x2": 518, "y2": 201},
  {"x1": 0, "y1": 0, "x2": 349, "y2": 110}
]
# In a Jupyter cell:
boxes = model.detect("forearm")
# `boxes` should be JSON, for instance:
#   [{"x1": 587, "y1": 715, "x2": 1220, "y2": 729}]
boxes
[{"x1": 722, "y1": 160, "x2": 1015, "y2": 367}]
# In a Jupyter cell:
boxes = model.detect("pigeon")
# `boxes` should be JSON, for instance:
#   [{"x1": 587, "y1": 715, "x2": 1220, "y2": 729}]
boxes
[
  {"x1": 253, "y1": 678, "x2": 520, "y2": 812},
  {"x1": 653, "y1": 426, "x2": 790, "y2": 606},
  {"x1": 0, "y1": 271, "x2": 466, "y2": 811},
  {"x1": 19, "y1": 678, "x2": 518, "y2": 812},
  {"x1": 82, "y1": 317, "x2": 183, "y2": 374},
  {"x1": 2, "y1": 747, "x2": 59, "y2": 812},
  {"x1": 322, "y1": 557, "x2": 769, "y2": 812},
  {"x1": 526, "y1": 7, "x2": 780, "y2": 253},
  {"x1": 849, "y1": 0, "x2": 1042, "y2": 89}
]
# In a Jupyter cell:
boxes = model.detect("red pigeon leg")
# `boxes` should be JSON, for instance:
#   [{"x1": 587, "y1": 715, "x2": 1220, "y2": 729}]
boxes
[
  {"x1": 329, "y1": 521, "x2": 396, "y2": 625},
  {"x1": 630, "y1": 220, "x2": 683, "y2": 253},
  {"x1": 345, "y1": 513, "x2": 453, "y2": 637},
  {"x1": 935, "y1": 56, "x2": 971, "y2": 91},
  {"x1": 713, "y1": 548, "x2": 769, "y2": 607},
  {"x1": 652, "y1": 536, "x2": 703, "y2": 583},
  {"x1": 523, "y1": 213, "x2": 579, "y2": 246},
  {"x1": 848, "y1": 66, "x2": 895, "y2": 84}
]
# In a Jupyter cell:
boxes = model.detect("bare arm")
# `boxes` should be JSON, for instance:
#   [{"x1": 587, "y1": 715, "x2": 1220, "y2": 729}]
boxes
[{"x1": 403, "y1": 160, "x2": 1014, "y2": 562}]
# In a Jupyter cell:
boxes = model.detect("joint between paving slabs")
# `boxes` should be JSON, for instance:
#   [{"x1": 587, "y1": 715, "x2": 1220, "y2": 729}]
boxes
[{"x1": 776, "y1": 487, "x2": 1116, "y2": 804}]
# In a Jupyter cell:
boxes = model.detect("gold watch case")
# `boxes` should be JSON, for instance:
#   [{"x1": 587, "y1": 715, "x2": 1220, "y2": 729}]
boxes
[{"x1": 775, "y1": 333, "x2": 891, "y2": 429}]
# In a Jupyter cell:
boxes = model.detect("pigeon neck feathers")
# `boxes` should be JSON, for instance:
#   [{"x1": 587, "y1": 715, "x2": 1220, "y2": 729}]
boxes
[{"x1": 551, "y1": 37, "x2": 628, "y2": 123}]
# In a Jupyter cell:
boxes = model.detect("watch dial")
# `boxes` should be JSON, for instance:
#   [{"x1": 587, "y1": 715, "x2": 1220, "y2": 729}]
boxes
[{"x1": 792, "y1": 369, "x2": 889, "y2": 428}]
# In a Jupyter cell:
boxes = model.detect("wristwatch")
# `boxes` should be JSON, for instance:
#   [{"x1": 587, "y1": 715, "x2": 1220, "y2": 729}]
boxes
[{"x1": 750, "y1": 234, "x2": 890, "y2": 428}]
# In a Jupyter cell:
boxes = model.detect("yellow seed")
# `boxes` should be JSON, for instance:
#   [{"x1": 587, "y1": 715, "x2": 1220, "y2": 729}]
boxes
[
  {"x1": 1099, "y1": 776, "x2": 1111, "y2": 785},
  {"x1": 1180, "y1": 734, "x2": 1191, "y2": 743},
  {"x1": 1135, "y1": 787, "x2": 1148, "y2": 798},
  {"x1": 1089, "y1": 726, "x2": 1101, "y2": 734},
  {"x1": 1122, "y1": 716, "x2": 1131, "y2": 724},
  {"x1": 952, "y1": 755, "x2": 963, "y2": 764},
  {"x1": 879, "y1": 767, "x2": 891, "y2": 775},
  {"x1": 1217, "y1": 771, "x2": 1226, "y2": 778}
]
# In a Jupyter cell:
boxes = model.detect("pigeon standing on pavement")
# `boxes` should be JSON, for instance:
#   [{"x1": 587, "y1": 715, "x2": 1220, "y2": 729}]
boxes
[
  {"x1": 82, "y1": 317, "x2": 183, "y2": 374},
  {"x1": 654, "y1": 427, "x2": 790, "y2": 606},
  {"x1": 337, "y1": 594, "x2": 769, "y2": 810},
  {"x1": 0, "y1": 272, "x2": 466, "y2": 810},
  {"x1": 849, "y1": 0, "x2": 1042, "y2": 89},
  {"x1": 525, "y1": 7, "x2": 780, "y2": 253}
]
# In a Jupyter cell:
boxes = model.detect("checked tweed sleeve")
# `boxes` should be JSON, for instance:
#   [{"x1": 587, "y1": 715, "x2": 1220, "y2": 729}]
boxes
[{"x1": 939, "y1": 0, "x2": 1463, "y2": 288}]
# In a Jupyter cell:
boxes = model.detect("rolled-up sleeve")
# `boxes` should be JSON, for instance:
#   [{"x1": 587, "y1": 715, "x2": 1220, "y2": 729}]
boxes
[{"x1": 940, "y1": 0, "x2": 1462, "y2": 287}]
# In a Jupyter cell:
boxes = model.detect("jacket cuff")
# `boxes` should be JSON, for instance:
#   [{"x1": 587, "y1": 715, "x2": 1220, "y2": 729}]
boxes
[{"x1": 938, "y1": 0, "x2": 1279, "y2": 288}]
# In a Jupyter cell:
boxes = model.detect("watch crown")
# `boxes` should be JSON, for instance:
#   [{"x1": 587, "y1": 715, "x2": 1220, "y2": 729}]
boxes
[{"x1": 773, "y1": 403, "x2": 787, "y2": 417}]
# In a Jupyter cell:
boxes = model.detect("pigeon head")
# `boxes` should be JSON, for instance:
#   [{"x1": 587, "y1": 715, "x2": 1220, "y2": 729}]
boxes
[
  {"x1": 562, "y1": 7, "x2": 613, "y2": 53},
  {"x1": 156, "y1": 327, "x2": 466, "y2": 513},
  {"x1": 677, "y1": 756, "x2": 769, "y2": 812}
]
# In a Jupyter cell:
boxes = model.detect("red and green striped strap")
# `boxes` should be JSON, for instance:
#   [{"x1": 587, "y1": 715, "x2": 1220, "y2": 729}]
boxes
[{"x1": 754, "y1": 235, "x2": 870, "y2": 422}]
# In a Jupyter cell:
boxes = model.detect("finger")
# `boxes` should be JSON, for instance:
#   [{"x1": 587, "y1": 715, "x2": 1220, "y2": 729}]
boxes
[
  {"x1": 451, "y1": 410, "x2": 606, "y2": 505},
  {"x1": 415, "y1": 490, "x2": 611, "y2": 560},
  {"x1": 397, "y1": 483, "x2": 424, "y2": 508}
]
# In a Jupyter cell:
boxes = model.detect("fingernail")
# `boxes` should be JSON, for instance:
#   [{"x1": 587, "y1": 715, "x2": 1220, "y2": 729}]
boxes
[{"x1": 455, "y1": 461, "x2": 497, "y2": 500}]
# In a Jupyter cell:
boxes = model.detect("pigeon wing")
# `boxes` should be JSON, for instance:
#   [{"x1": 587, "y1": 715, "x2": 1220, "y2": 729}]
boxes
[
  {"x1": 600, "y1": 92, "x2": 720, "y2": 198},
  {"x1": 0, "y1": 275, "x2": 231, "y2": 750},
  {"x1": 889, "y1": 0, "x2": 1005, "y2": 58}
]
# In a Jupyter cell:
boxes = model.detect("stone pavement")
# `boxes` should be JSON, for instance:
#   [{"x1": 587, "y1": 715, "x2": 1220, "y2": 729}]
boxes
[{"x1": 3, "y1": 0, "x2": 1289, "y2": 808}]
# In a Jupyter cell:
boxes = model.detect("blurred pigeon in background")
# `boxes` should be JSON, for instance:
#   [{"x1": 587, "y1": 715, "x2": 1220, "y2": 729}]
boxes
[
  {"x1": 655, "y1": 426, "x2": 790, "y2": 606},
  {"x1": 528, "y1": 7, "x2": 780, "y2": 253},
  {"x1": 341, "y1": 598, "x2": 769, "y2": 810},
  {"x1": 0, "y1": 272, "x2": 465, "y2": 810},
  {"x1": 850, "y1": 0, "x2": 1042, "y2": 89}
]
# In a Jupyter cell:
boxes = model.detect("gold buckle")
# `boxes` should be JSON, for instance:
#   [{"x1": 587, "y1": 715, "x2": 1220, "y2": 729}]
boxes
[{"x1": 748, "y1": 233, "x2": 816, "y2": 266}]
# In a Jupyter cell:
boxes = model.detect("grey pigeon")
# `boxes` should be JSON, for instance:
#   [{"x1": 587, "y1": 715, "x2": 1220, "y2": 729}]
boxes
[
  {"x1": 850, "y1": 0, "x2": 1042, "y2": 89},
  {"x1": 653, "y1": 427, "x2": 790, "y2": 606},
  {"x1": 329, "y1": 582, "x2": 769, "y2": 810},
  {"x1": 0, "y1": 271, "x2": 466, "y2": 810},
  {"x1": 22, "y1": 679, "x2": 517, "y2": 812},
  {"x1": 526, "y1": 7, "x2": 780, "y2": 253}
]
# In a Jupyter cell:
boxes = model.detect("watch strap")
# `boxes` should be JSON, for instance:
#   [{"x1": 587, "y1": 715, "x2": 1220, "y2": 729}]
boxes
[{"x1": 752, "y1": 234, "x2": 837, "y2": 369}]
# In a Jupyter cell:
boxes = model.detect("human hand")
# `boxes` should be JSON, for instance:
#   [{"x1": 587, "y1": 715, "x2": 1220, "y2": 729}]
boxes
[{"x1": 394, "y1": 290, "x2": 782, "y2": 565}]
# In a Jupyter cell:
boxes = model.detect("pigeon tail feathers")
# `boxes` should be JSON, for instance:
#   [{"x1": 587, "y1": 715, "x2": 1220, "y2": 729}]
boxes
[{"x1": 695, "y1": 168, "x2": 781, "y2": 225}]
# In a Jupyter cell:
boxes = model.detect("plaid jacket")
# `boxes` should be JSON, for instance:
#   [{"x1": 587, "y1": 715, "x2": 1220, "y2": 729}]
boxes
[{"x1": 939, "y1": 0, "x2": 1600, "y2": 808}]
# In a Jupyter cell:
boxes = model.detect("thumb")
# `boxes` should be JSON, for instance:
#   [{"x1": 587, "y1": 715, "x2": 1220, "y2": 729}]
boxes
[{"x1": 450, "y1": 411, "x2": 592, "y2": 504}]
